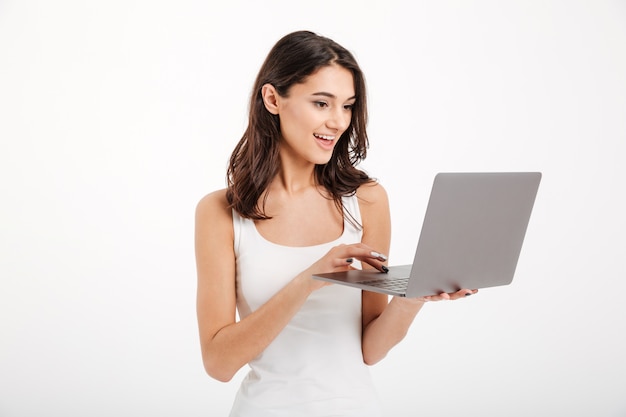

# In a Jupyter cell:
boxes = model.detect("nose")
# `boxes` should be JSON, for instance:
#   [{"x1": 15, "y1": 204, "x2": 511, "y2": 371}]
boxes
[{"x1": 326, "y1": 107, "x2": 351, "y2": 132}]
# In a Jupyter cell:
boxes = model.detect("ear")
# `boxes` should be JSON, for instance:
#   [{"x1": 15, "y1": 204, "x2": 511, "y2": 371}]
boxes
[{"x1": 261, "y1": 83, "x2": 280, "y2": 115}]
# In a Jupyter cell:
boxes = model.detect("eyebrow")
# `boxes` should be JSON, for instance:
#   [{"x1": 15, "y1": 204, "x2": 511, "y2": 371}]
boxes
[{"x1": 312, "y1": 92, "x2": 356, "y2": 101}]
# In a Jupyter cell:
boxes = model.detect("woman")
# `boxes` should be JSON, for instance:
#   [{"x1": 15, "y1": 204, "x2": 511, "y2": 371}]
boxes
[{"x1": 195, "y1": 30, "x2": 476, "y2": 416}]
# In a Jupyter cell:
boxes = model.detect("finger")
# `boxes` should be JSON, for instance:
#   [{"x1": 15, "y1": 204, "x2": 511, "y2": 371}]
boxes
[
  {"x1": 337, "y1": 244, "x2": 388, "y2": 272},
  {"x1": 450, "y1": 289, "x2": 478, "y2": 300},
  {"x1": 336, "y1": 243, "x2": 386, "y2": 262},
  {"x1": 360, "y1": 250, "x2": 389, "y2": 272},
  {"x1": 360, "y1": 260, "x2": 388, "y2": 273},
  {"x1": 369, "y1": 251, "x2": 388, "y2": 262},
  {"x1": 421, "y1": 292, "x2": 450, "y2": 302},
  {"x1": 331, "y1": 257, "x2": 356, "y2": 269}
]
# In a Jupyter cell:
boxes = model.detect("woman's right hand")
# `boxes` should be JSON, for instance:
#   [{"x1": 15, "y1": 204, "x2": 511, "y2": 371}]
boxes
[{"x1": 302, "y1": 243, "x2": 389, "y2": 291}]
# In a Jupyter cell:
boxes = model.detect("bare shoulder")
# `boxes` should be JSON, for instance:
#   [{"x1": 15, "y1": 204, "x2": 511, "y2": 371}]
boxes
[
  {"x1": 196, "y1": 189, "x2": 230, "y2": 220},
  {"x1": 356, "y1": 180, "x2": 389, "y2": 210},
  {"x1": 195, "y1": 188, "x2": 233, "y2": 240}
]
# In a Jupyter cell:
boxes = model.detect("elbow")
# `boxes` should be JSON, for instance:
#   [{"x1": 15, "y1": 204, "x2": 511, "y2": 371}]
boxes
[
  {"x1": 362, "y1": 351, "x2": 386, "y2": 366},
  {"x1": 209, "y1": 371, "x2": 236, "y2": 383},
  {"x1": 205, "y1": 366, "x2": 234, "y2": 383},
  {"x1": 203, "y1": 361, "x2": 236, "y2": 383},
  {"x1": 362, "y1": 330, "x2": 406, "y2": 366},
  {"x1": 202, "y1": 352, "x2": 238, "y2": 383}
]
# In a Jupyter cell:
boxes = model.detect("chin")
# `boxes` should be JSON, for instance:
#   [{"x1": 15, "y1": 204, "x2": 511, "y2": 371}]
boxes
[{"x1": 312, "y1": 153, "x2": 334, "y2": 166}]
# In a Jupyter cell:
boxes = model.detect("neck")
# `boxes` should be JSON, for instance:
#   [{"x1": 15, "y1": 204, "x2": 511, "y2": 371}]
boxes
[
  {"x1": 270, "y1": 149, "x2": 318, "y2": 195},
  {"x1": 274, "y1": 164, "x2": 317, "y2": 195}
]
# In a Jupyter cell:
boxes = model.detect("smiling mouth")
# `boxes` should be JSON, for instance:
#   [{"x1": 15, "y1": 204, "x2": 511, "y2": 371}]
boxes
[{"x1": 314, "y1": 133, "x2": 336, "y2": 141}]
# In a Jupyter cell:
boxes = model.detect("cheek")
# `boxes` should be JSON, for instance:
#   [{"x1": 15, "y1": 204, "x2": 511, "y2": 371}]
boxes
[
  {"x1": 342, "y1": 114, "x2": 353, "y2": 131},
  {"x1": 280, "y1": 108, "x2": 315, "y2": 136}
]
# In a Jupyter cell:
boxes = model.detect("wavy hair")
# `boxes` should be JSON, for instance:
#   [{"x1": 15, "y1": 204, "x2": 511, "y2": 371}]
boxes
[{"x1": 226, "y1": 30, "x2": 373, "y2": 221}]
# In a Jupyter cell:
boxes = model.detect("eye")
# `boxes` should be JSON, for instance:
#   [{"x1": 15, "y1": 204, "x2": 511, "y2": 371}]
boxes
[
  {"x1": 314, "y1": 101, "x2": 329, "y2": 108},
  {"x1": 343, "y1": 103, "x2": 355, "y2": 111}
]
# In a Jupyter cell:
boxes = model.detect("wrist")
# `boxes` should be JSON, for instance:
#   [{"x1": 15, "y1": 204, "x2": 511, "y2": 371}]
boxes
[{"x1": 294, "y1": 270, "x2": 322, "y2": 294}]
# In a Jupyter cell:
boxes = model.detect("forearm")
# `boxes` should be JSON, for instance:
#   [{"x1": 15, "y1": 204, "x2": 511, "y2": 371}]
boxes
[
  {"x1": 361, "y1": 297, "x2": 425, "y2": 365},
  {"x1": 201, "y1": 273, "x2": 314, "y2": 382}
]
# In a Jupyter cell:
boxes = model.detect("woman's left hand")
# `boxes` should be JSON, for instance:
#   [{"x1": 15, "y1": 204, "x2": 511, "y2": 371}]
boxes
[{"x1": 401, "y1": 288, "x2": 479, "y2": 304}]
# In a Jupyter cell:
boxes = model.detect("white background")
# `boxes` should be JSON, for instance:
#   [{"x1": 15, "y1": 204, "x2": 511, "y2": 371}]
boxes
[{"x1": 1, "y1": 1, "x2": 625, "y2": 416}]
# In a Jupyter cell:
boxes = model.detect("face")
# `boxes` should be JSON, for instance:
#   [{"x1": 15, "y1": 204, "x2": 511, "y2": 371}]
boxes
[{"x1": 264, "y1": 64, "x2": 356, "y2": 166}]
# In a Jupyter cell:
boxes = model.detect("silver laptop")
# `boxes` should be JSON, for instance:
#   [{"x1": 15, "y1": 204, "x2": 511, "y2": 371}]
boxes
[{"x1": 313, "y1": 172, "x2": 541, "y2": 297}]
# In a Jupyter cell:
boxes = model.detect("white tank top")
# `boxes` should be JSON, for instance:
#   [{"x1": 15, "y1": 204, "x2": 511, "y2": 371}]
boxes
[{"x1": 230, "y1": 195, "x2": 383, "y2": 417}]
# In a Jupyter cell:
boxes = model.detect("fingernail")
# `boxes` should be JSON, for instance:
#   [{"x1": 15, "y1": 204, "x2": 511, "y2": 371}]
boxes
[
  {"x1": 381, "y1": 265, "x2": 389, "y2": 273},
  {"x1": 371, "y1": 251, "x2": 387, "y2": 261}
]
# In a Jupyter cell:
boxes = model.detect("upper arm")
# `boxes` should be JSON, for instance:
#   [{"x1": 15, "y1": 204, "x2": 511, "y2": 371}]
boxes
[
  {"x1": 357, "y1": 181, "x2": 392, "y2": 329},
  {"x1": 195, "y1": 190, "x2": 237, "y2": 347}
]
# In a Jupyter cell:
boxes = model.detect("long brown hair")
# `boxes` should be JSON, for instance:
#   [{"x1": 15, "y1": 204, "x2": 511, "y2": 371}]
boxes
[{"x1": 226, "y1": 30, "x2": 373, "y2": 220}]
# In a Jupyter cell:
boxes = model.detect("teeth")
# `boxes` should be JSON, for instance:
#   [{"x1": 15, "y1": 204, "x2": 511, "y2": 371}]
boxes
[{"x1": 314, "y1": 133, "x2": 335, "y2": 141}]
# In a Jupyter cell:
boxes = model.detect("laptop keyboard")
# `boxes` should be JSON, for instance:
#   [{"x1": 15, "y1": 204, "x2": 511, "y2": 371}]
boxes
[{"x1": 359, "y1": 277, "x2": 409, "y2": 291}]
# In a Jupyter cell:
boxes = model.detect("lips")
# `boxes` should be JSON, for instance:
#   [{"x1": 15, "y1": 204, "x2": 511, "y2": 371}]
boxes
[
  {"x1": 313, "y1": 133, "x2": 336, "y2": 150},
  {"x1": 314, "y1": 133, "x2": 336, "y2": 141}
]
